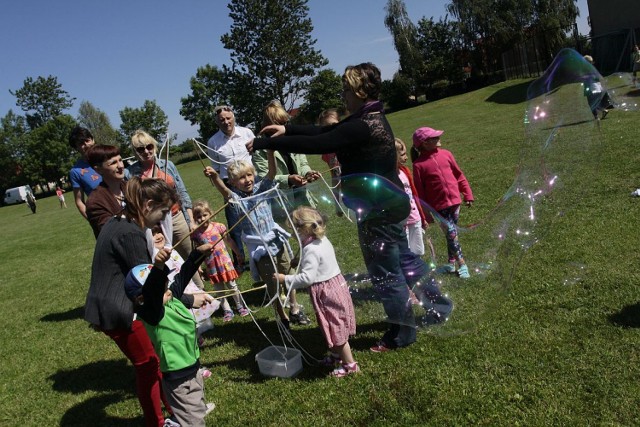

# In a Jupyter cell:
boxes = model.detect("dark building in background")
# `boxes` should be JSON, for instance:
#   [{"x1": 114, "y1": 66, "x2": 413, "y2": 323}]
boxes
[{"x1": 587, "y1": 0, "x2": 640, "y2": 74}]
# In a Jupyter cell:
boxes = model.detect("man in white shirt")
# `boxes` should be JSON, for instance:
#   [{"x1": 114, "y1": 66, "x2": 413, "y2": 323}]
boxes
[
  {"x1": 207, "y1": 106, "x2": 254, "y2": 180},
  {"x1": 207, "y1": 106, "x2": 255, "y2": 271}
]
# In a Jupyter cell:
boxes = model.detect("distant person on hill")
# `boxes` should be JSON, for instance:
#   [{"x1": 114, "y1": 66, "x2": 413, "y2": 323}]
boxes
[
  {"x1": 26, "y1": 189, "x2": 36, "y2": 214},
  {"x1": 412, "y1": 127, "x2": 474, "y2": 279},
  {"x1": 56, "y1": 187, "x2": 67, "y2": 209},
  {"x1": 632, "y1": 45, "x2": 640, "y2": 85},
  {"x1": 317, "y1": 108, "x2": 344, "y2": 217},
  {"x1": 583, "y1": 55, "x2": 611, "y2": 120},
  {"x1": 68, "y1": 126, "x2": 102, "y2": 219}
]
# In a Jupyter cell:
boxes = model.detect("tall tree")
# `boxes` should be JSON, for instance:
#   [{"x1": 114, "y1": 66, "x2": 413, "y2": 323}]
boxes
[
  {"x1": 297, "y1": 69, "x2": 343, "y2": 124},
  {"x1": 416, "y1": 16, "x2": 464, "y2": 88},
  {"x1": 220, "y1": 0, "x2": 327, "y2": 125},
  {"x1": 77, "y1": 101, "x2": 119, "y2": 146},
  {"x1": 180, "y1": 64, "x2": 234, "y2": 141},
  {"x1": 10, "y1": 75, "x2": 75, "y2": 130},
  {"x1": 119, "y1": 100, "x2": 169, "y2": 145},
  {"x1": 384, "y1": 0, "x2": 424, "y2": 97},
  {"x1": 0, "y1": 110, "x2": 28, "y2": 191},
  {"x1": 22, "y1": 114, "x2": 77, "y2": 190}
]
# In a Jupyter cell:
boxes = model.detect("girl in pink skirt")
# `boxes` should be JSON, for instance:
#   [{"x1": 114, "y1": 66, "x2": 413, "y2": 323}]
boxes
[{"x1": 274, "y1": 206, "x2": 358, "y2": 378}]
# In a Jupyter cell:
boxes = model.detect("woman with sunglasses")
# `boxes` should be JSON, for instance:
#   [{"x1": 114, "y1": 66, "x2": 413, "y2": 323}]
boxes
[{"x1": 126, "y1": 130, "x2": 204, "y2": 288}]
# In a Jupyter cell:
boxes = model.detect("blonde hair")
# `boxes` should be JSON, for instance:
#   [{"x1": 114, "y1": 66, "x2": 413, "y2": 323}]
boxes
[
  {"x1": 317, "y1": 108, "x2": 340, "y2": 126},
  {"x1": 192, "y1": 199, "x2": 213, "y2": 219},
  {"x1": 227, "y1": 160, "x2": 255, "y2": 184},
  {"x1": 124, "y1": 176, "x2": 178, "y2": 226},
  {"x1": 394, "y1": 137, "x2": 406, "y2": 153},
  {"x1": 131, "y1": 130, "x2": 158, "y2": 151},
  {"x1": 262, "y1": 100, "x2": 289, "y2": 128},
  {"x1": 342, "y1": 62, "x2": 382, "y2": 100},
  {"x1": 291, "y1": 206, "x2": 326, "y2": 240}
]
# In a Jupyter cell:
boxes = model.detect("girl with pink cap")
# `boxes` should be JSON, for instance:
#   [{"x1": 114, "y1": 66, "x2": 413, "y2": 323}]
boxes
[{"x1": 412, "y1": 127, "x2": 474, "y2": 279}]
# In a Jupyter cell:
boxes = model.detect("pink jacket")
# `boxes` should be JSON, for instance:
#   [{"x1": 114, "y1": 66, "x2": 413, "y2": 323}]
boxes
[{"x1": 412, "y1": 148, "x2": 473, "y2": 219}]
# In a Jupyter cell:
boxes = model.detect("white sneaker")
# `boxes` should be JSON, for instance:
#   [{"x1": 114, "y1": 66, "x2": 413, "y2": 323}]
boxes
[
  {"x1": 631, "y1": 189, "x2": 640, "y2": 197},
  {"x1": 205, "y1": 402, "x2": 216, "y2": 416},
  {"x1": 164, "y1": 417, "x2": 180, "y2": 427}
]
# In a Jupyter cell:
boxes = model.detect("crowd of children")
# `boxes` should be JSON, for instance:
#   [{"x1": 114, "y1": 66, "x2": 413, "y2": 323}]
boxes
[{"x1": 80, "y1": 97, "x2": 474, "y2": 423}]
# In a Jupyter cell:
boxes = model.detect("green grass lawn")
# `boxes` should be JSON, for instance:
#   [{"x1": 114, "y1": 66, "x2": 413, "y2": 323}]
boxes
[{"x1": 2, "y1": 77, "x2": 640, "y2": 426}]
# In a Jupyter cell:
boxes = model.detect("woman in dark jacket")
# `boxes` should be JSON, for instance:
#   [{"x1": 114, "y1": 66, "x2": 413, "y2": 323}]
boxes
[{"x1": 248, "y1": 63, "x2": 453, "y2": 351}]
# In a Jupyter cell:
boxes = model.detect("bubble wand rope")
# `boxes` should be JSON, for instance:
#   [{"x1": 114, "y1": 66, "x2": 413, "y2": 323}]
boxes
[
  {"x1": 189, "y1": 199, "x2": 264, "y2": 263},
  {"x1": 194, "y1": 284, "x2": 267, "y2": 299},
  {"x1": 318, "y1": 165, "x2": 341, "y2": 176},
  {"x1": 169, "y1": 201, "x2": 230, "y2": 253},
  {"x1": 164, "y1": 132, "x2": 170, "y2": 178}
]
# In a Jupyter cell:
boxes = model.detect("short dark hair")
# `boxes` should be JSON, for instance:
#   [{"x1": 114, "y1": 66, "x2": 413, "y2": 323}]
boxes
[
  {"x1": 68, "y1": 126, "x2": 94, "y2": 149},
  {"x1": 86, "y1": 145, "x2": 120, "y2": 168}
]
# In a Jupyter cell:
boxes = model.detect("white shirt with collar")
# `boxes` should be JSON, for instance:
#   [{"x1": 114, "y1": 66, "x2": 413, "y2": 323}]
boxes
[{"x1": 207, "y1": 125, "x2": 255, "y2": 179}]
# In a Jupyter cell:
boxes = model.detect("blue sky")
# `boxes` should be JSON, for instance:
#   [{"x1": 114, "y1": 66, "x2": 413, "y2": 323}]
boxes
[{"x1": 0, "y1": 0, "x2": 589, "y2": 142}]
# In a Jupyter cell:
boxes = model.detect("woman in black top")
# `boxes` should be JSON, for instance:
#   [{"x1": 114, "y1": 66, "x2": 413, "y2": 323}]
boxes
[
  {"x1": 85, "y1": 177, "x2": 210, "y2": 426},
  {"x1": 248, "y1": 63, "x2": 453, "y2": 351}
]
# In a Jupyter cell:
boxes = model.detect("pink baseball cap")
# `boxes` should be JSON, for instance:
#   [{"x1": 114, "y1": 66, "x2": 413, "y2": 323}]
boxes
[{"x1": 413, "y1": 127, "x2": 444, "y2": 148}]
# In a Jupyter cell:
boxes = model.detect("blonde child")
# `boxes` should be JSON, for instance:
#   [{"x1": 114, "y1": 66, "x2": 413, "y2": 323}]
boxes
[
  {"x1": 191, "y1": 200, "x2": 249, "y2": 322},
  {"x1": 395, "y1": 138, "x2": 428, "y2": 256},
  {"x1": 412, "y1": 127, "x2": 474, "y2": 279},
  {"x1": 203, "y1": 150, "x2": 298, "y2": 328},
  {"x1": 317, "y1": 108, "x2": 343, "y2": 217},
  {"x1": 274, "y1": 206, "x2": 358, "y2": 377}
]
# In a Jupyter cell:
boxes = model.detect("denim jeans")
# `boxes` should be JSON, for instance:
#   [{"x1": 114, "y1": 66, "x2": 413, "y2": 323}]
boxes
[{"x1": 358, "y1": 219, "x2": 430, "y2": 348}]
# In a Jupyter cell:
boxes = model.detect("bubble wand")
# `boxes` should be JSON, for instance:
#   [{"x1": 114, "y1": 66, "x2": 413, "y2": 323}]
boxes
[{"x1": 170, "y1": 201, "x2": 230, "y2": 252}]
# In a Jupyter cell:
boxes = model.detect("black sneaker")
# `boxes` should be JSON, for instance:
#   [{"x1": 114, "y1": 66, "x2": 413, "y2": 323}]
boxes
[{"x1": 289, "y1": 310, "x2": 311, "y2": 325}]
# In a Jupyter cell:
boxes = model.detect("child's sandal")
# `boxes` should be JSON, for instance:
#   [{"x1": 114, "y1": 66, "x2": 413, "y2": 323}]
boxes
[
  {"x1": 330, "y1": 362, "x2": 360, "y2": 378},
  {"x1": 319, "y1": 353, "x2": 342, "y2": 367}
]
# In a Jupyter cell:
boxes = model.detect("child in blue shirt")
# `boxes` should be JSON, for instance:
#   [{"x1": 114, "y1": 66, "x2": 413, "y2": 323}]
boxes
[{"x1": 204, "y1": 149, "x2": 307, "y2": 328}]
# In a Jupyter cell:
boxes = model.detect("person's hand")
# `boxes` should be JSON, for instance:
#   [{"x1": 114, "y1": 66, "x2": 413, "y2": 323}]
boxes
[
  {"x1": 273, "y1": 272, "x2": 285, "y2": 283},
  {"x1": 154, "y1": 247, "x2": 171, "y2": 268},
  {"x1": 196, "y1": 243, "x2": 214, "y2": 254},
  {"x1": 288, "y1": 174, "x2": 307, "y2": 188},
  {"x1": 466, "y1": 200, "x2": 474, "y2": 207},
  {"x1": 203, "y1": 166, "x2": 218, "y2": 178},
  {"x1": 305, "y1": 170, "x2": 320, "y2": 182},
  {"x1": 245, "y1": 138, "x2": 255, "y2": 154},
  {"x1": 192, "y1": 293, "x2": 214, "y2": 308},
  {"x1": 260, "y1": 124, "x2": 286, "y2": 138}
]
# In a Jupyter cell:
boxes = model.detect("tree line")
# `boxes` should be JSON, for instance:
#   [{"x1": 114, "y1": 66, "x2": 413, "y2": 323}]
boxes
[{"x1": 0, "y1": 0, "x2": 582, "y2": 196}]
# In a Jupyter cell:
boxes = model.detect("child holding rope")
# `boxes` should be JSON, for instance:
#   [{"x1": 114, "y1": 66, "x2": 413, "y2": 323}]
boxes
[
  {"x1": 274, "y1": 206, "x2": 358, "y2": 377},
  {"x1": 204, "y1": 150, "x2": 298, "y2": 329},
  {"x1": 191, "y1": 199, "x2": 249, "y2": 322},
  {"x1": 125, "y1": 244, "x2": 216, "y2": 427}
]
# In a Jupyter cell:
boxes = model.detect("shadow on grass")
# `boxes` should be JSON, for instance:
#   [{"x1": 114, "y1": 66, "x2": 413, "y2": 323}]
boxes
[
  {"x1": 609, "y1": 302, "x2": 640, "y2": 328},
  {"x1": 51, "y1": 360, "x2": 142, "y2": 426},
  {"x1": 49, "y1": 359, "x2": 134, "y2": 394},
  {"x1": 485, "y1": 81, "x2": 532, "y2": 104},
  {"x1": 40, "y1": 305, "x2": 84, "y2": 322},
  {"x1": 59, "y1": 393, "x2": 141, "y2": 426}
]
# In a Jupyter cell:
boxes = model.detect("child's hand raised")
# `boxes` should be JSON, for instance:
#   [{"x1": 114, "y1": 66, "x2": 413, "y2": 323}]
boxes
[
  {"x1": 203, "y1": 166, "x2": 218, "y2": 178},
  {"x1": 154, "y1": 247, "x2": 171, "y2": 268}
]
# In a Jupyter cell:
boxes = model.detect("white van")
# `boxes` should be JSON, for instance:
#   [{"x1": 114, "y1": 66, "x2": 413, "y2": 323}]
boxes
[{"x1": 4, "y1": 185, "x2": 33, "y2": 205}]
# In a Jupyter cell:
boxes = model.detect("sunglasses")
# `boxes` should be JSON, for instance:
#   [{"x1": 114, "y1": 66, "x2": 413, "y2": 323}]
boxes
[{"x1": 135, "y1": 144, "x2": 155, "y2": 154}]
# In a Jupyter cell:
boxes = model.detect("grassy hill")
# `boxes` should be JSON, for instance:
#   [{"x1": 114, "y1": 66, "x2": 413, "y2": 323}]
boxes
[{"x1": 2, "y1": 77, "x2": 639, "y2": 425}]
